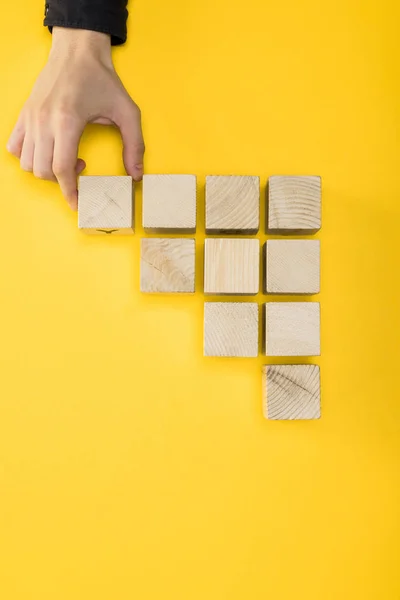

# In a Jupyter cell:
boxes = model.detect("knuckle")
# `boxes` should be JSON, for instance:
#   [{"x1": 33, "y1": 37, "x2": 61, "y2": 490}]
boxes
[
  {"x1": 20, "y1": 161, "x2": 33, "y2": 173},
  {"x1": 56, "y1": 109, "x2": 77, "y2": 130},
  {"x1": 136, "y1": 142, "x2": 145, "y2": 155},
  {"x1": 123, "y1": 98, "x2": 141, "y2": 118},
  {"x1": 34, "y1": 168, "x2": 53, "y2": 181},
  {"x1": 37, "y1": 107, "x2": 50, "y2": 126},
  {"x1": 7, "y1": 141, "x2": 19, "y2": 156},
  {"x1": 133, "y1": 138, "x2": 145, "y2": 150},
  {"x1": 52, "y1": 161, "x2": 68, "y2": 178}
]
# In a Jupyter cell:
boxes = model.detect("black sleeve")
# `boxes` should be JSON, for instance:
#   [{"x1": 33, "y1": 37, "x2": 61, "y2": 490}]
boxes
[{"x1": 44, "y1": 1, "x2": 129, "y2": 46}]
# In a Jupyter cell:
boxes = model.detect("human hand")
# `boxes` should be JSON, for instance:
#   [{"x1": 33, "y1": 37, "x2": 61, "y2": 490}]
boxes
[{"x1": 7, "y1": 27, "x2": 144, "y2": 209}]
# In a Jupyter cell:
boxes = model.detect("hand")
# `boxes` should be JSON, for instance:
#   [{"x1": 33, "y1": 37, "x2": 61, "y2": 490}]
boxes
[{"x1": 7, "y1": 27, "x2": 145, "y2": 210}]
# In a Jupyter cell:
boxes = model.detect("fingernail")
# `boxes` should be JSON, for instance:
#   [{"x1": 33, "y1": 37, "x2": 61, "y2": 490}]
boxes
[{"x1": 67, "y1": 198, "x2": 77, "y2": 211}]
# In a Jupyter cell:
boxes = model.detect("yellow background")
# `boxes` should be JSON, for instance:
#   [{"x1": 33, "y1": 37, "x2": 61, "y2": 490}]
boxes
[{"x1": 1, "y1": 0, "x2": 399, "y2": 598}]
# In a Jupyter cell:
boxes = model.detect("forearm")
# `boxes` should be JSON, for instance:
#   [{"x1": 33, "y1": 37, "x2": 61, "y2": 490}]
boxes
[{"x1": 44, "y1": 0, "x2": 129, "y2": 45}]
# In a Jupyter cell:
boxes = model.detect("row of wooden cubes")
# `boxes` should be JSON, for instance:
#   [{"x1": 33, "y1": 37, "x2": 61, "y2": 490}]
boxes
[
  {"x1": 77, "y1": 175, "x2": 321, "y2": 235},
  {"x1": 204, "y1": 302, "x2": 320, "y2": 357},
  {"x1": 141, "y1": 238, "x2": 320, "y2": 295}
]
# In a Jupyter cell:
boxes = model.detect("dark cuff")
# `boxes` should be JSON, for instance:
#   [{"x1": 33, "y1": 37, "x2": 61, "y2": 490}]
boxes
[{"x1": 44, "y1": 1, "x2": 128, "y2": 46}]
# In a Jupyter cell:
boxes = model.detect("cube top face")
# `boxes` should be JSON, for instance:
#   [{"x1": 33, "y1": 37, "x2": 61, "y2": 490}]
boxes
[
  {"x1": 204, "y1": 238, "x2": 260, "y2": 296},
  {"x1": 142, "y1": 174, "x2": 196, "y2": 233},
  {"x1": 268, "y1": 176, "x2": 321, "y2": 234},
  {"x1": 265, "y1": 240, "x2": 320, "y2": 295},
  {"x1": 204, "y1": 302, "x2": 259, "y2": 357},
  {"x1": 140, "y1": 238, "x2": 195, "y2": 293},
  {"x1": 78, "y1": 176, "x2": 133, "y2": 234},
  {"x1": 205, "y1": 175, "x2": 260, "y2": 234},
  {"x1": 265, "y1": 302, "x2": 320, "y2": 356},
  {"x1": 263, "y1": 365, "x2": 321, "y2": 420}
]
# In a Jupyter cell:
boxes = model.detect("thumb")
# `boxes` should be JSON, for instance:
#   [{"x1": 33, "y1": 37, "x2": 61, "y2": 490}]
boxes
[{"x1": 115, "y1": 99, "x2": 145, "y2": 181}]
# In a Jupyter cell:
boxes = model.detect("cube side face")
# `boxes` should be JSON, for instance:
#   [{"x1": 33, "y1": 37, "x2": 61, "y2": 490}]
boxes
[
  {"x1": 204, "y1": 238, "x2": 260, "y2": 295},
  {"x1": 140, "y1": 238, "x2": 195, "y2": 293},
  {"x1": 265, "y1": 240, "x2": 320, "y2": 294},
  {"x1": 205, "y1": 175, "x2": 260, "y2": 234},
  {"x1": 142, "y1": 174, "x2": 196, "y2": 232},
  {"x1": 204, "y1": 302, "x2": 259, "y2": 357},
  {"x1": 78, "y1": 176, "x2": 133, "y2": 234},
  {"x1": 263, "y1": 365, "x2": 321, "y2": 420},
  {"x1": 264, "y1": 302, "x2": 320, "y2": 356},
  {"x1": 267, "y1": 176, "x2": 321, "y2": 234}
]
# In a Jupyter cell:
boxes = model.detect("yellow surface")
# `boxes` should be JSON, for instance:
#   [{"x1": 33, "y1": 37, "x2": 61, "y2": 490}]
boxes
[{"x1": 1, "y1": 1, "x2": 399, "y2": 598}]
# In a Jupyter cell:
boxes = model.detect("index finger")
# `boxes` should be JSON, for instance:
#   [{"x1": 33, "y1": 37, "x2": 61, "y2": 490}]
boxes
[{"x1": 53, "y1": 120, "x2": 85, "y2": 209}]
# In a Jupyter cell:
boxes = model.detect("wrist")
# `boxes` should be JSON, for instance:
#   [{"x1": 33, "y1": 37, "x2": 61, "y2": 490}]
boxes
[{"x1": 50, "y1": 27, "x2": 112, "y2": 63}]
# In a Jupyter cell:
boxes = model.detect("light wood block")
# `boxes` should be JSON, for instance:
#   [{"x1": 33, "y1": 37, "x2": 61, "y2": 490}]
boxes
[
  {"x1": 205, "y1": 175, "x2": 260, "y2": 234},
  {"x1": 264, "y1": 240, "x2": 320, "y2": 294},
  {"x1": 142, "y1": 174, "x2": 196, "y2": 233},
  {"x1": 262, "y1": 364, "x2": 321, "y2": 420},
  {"x1": 140, "y1": 238, "x2": 195, "y2": 293},
  {"x1": 204, "y1": 238, "x2": 260, "y2": 295},
  {"x1": 204, "y1": 302, "x2": 258, "y2": 357},
  {"x1": 267, "y1": 176, "x2": 321, "y2": 234},
  {"x1": 264, "y1": 302, "x2": 320, "y2": 356},
  {"x1": 78, "y1": 176, "x2": 133, "y2": 234}
]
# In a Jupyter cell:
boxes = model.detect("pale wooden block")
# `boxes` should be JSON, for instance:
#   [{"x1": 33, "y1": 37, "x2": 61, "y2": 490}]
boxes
[
  {"x1": 140, "y1": 238, "x2": 195, "y2": 293},
  {"x1": 78, "y1": 176, "x2": 133, "y2": 234},
  {"x1": 264, "y1": 302, "x2": 320, "y2": 356},
  {"x1": 267, "y1": 176, "x2": 321, "y2": 234},
  {"x1": 205, "y1": 175, "x2": 260, "y2": 234},
  {"x1": 264, "y1": 240, "x2": 320, "y2": 294},
  {"x1": 204, "y1": 238, "x2": 260, "y2": 295},
  {"x1": 142, "y1": 174, "x2": 196, "y2": 233},
  {"x1": 262, "y1": 364, "x2": 321, "y2": 420},
  {"x1": 204, "y1": 302, "x2": 258, "y2": 357}
]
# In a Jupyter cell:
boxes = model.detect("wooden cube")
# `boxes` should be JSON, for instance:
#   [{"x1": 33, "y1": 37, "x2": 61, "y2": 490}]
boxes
[
  {"x1": 264, "y1": 302, "x2": 320, "y2": 356},
  {"x1": 140, "y1": 238, "x2": 195, "y2": 293},
  {"x1": 267, "y1": 176, "x2": 321, "y2": 234},
  {"x1": 264, "y1": 240, "x2": 320, "y2": 294},
  {"x1": 262, "y1": 364, "x2": 321, "y2": 420},
  {"x1": 205, "y1": 175, "x2": 260, "y2": 234},
  {"x1": 142, "y1": 174, "x2": 196, "y2": 233},
  {"x1": 204, "y1": 302, "x2": 258, "y2": 357},
  {"x1": 78, "y1": 176, "x2": 133, "y2": 234},
  {"x1": 204, "y1": 238, "x2": 260, "y2": 295}
]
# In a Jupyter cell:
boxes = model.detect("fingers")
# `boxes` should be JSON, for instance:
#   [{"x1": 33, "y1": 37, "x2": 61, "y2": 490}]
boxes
[
  {"x1": 115, "y1": 100, "x2": 145, "y2": 181},
  {"x1": 53, "y1": 121, "x2": 85, "y2": 210},
  {"x1": 8, "y1": 107, "x2": 85, "y2": 208},
  {"x1": 8, "y1": 117, "x2": 85, "y2": 208}
]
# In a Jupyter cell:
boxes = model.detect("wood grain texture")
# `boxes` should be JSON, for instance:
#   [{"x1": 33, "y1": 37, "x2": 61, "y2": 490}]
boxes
[
  {"x1": 142, "y1": 174, "x2": 196, "y2": 232},
  {"x1": 264, "y1": 302, "x2": 320, "y2": 356},
  {"x1": 140, "y1": 238, "x2": 195, "y2": 293},
  {"x1": 204, "y1": 238, "x2": 260, "y2": 295},
  {"x1": 204, "y1": 302, "x2": 258, "y2": 357},
  {"x1": 205, "y1": 175, "x2": 260, "y2": 234},
  {"x1": 78, "y1": 176, "x2": 133, "y2": 234},
  {"x1": 264, "y1": 240, "x2": 320, "y2": 294},
  {"x1": 267, "y1": 176, "x2": 321, "y2": 233},
  {"x1": 263, "y1": 364, "x2": 321, "y2": 420}
]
